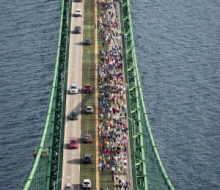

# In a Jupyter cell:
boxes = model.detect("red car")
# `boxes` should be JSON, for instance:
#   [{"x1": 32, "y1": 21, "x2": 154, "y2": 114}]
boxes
[
  {"x1": 84, "y1": 134, "x2": 92, "y2": 143},
  {"x1": 69, "y1": 137, "x2": 79, "y2": 149},
  {"x1": 84, "y1": 84, "x2": 92, "y2": 93}
]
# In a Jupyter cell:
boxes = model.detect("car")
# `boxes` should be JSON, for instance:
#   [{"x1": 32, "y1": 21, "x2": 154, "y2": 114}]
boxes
[
  {"x1": 84, "y1": 39, "x2": 91, "y2": 45},
  {"x1": 84, "y1": 84, "x2": 92, "y2": 93},
  {"x1": 70, "y1": 111, "x2": 78, "y2": 120},
  {"x1": 69, "y1": 83, "x2": 78, "y2": 94},
  {"x1": 69, "y1": 137, "x2": 79, "y2": 149},
  {"x1": 82, "y1": 179, "x2": 91, "y2": 189},
  {"x1": 85, "y1": 106, "x2": 93, "y2": 114},
  {"x1": 75, "y1": 9, "x2": 82, "y2": 17},
  {"x1": 74, "y1": 26, "x2": 81, "y2": 33},
  {"x1": 84, "y1": 134, "x2": 92, "y2": 143},
  {"x1": 84, "y1": 154, "x2": 92, "y2": 164},
  {"x1": 65, "y1": 182, "x2": 73, "y2": 190}
]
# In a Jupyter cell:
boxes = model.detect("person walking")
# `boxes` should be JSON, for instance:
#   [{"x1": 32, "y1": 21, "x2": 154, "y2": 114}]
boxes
[
  {"x1": 101, "y1": 163, "x2": 105, "y2": 171},
  {"x1": 112, "y1": 173, "x2": 114, "y2": 181}
]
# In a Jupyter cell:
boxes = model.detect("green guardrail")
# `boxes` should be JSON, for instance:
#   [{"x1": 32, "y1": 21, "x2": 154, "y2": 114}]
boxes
[
  {"x1": 120, "y1": 0, "x2": 175, "y2": 189},
  {"x1": 56, "y1": 0, "x2": 72, "y2": 189},
  {"x1": 20, "y1": 0, "x2": 71, "y2": 189}
]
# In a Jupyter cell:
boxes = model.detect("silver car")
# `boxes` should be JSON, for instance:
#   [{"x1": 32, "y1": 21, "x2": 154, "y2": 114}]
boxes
[
  {"x1": 75, "y1": 9, "x2": 82, "y2": 17},
  {"x1": 85, "y1": 106, "x2": 93, "y2": 114},
  {"x1": 65, "y1": 182, "x2": 73, "y2": 189}
]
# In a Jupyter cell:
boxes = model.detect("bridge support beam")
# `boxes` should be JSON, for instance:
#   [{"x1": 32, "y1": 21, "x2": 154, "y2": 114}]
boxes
[
  {"x1": 120, "y1": 0, "x2": 175, "y2": 189},
  {"x1": 22, "y1": 1, "x2": 71, "y2": 190}
]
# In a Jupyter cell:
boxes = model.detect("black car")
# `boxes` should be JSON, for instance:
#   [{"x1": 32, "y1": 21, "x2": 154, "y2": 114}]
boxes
[
  {"x1": 84, "y1": 39, "x2": 91, "y2": 45},
  {"x1": 70, "y1": 111, "x2": 78, "y2": 120},
  {"x1": 83, "y1": 154, "x2": 92, "y2": 164},
  {"x1": 74, "y1": 26, "x2": 81, "y2": 33}
]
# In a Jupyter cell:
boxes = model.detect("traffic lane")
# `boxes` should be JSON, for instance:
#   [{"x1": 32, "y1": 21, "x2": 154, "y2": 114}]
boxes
[
  {"x1": 62, "y1": 0, "x2": 84, "y2": 189},
  {"x1": 62, "y1": 28, "x2": 83, "y2": 190},
  {"x1": 71, "y1": 3, "x2": 84, "y2": 34},
  {"x1": 62, "y1": 153, "x2": 80, "y2": 189},
  {"x1": 62, "y1": 103, "x2": 82, "y2": 188}
]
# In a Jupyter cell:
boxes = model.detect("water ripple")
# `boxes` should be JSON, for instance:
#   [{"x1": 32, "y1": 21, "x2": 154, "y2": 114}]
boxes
[
  {"x1": 132, "y1": 0, "x2": 220, "y2": 189},
  {"x1": 0, "y1": 0, "x2": 60, "y2": 188}
]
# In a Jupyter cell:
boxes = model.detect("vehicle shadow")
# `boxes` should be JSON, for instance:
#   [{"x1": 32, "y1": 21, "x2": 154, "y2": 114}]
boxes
[
  {"x1": 72, "y1": 0, "x2": 82, "y2": 2},
  {"x1": 67, "y1": 158, "x2": 81, "y2": 165},
  {"x1": 78, "y1": 89, "x2": 83, "y2": 94},
  {"x1": 77, "y1": 137, "x2": 84, "y2": 143},
  {"x1": 71, "y1": 31, "x2": 80, "y2": 34},
  {"x1": 73, "y1": 184, "x2": 81, "y2": 190},
  {"x1": 64, "y1": 143, "x2": 69, "y2": 149},
  {"x1": 75, "y1": 42, "x2": 84, "y2": 46}
]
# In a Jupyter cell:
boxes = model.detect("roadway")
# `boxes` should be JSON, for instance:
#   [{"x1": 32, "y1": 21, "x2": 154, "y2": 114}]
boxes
[{"x1": 61, "y1": 1, "x2": 84, "y2": 189}]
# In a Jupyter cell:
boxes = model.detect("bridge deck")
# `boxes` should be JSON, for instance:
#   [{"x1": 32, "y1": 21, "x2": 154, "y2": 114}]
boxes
[
  {"x1": 61, "y1": 0, "x2": 83, "y2": 189},
  {"x1": 61, "y1": 1, "x2": 132, "y2": 190}
]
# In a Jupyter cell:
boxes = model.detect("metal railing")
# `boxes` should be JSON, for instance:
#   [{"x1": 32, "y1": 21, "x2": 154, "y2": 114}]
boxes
[
  {"x1": 18, "y1": 0, "x2": 71, "y2": 189},
  {"x1": 120, "y1": 0, "x2": 175, "y2": 189}
]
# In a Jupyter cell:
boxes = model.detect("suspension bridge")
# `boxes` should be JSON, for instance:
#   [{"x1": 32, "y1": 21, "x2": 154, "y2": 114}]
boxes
[{"x1": 18, "y1": 0, "x2": 174, "y2": 189}]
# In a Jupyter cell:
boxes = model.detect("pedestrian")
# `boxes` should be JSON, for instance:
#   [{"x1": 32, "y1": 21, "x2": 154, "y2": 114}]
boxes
[
  {"x1": 100, "y1": 143, "x2": 103, "y2": 150},
  {"x1": 116, "y1": 174, "x2": 119, "y2": 180},
  {"x1": 121, "y1": 179, "x2": 125, "y2": 186},
  {"x1": 118, "y1": 183, "x2": 122, "y2": 190},
  {"x1": 112, "y1": 174, "x2": 114, "y2": 181},
  {"x1": 102, "y1": 41, "x2": 105, "y2": 47},
  {"x1": 101, "y1": 164, "x2": 104, "y2": 171},
  {"x1": 123, "y1": 184, "x2": 128, "y2": 190},
  {"x1": 32, "y1": 151, "x2": 37, "y2": 158},
  {"x1": 115, "y1": 184, "x2": 119, "y2": 190}
]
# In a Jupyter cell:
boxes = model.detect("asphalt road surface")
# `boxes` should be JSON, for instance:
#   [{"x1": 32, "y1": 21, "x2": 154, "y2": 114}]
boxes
[{"x1": 61, "y1": 1, "x2": 84, "y2": 189}]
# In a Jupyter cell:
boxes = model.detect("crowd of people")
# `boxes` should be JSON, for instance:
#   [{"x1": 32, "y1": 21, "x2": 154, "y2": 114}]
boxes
[{"x1": 97, "y1": 0, "x2": 132, "y2": 189}]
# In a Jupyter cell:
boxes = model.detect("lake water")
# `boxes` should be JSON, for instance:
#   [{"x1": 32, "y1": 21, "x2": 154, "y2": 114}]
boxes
[
  {"x1": 131, "y1": 0, "x2": 220, "y2": 189},
  {"x1": 0, "y1": 0, "x2": 60, "y2": 189},
  {"x1": 0, "y1": 0, "x2": 219, "y2": 189}
]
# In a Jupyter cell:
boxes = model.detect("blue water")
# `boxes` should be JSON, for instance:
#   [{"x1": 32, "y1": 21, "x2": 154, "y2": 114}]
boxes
[
  {"x1": 0, "y1": 0, "x2": 60, "y2": 189},
  {"x1": 131, "y1": 0, "x2": 220, "y2": 189},
  {"x1": 0, "y1": 0, "x2": 219, "y2": 189}
]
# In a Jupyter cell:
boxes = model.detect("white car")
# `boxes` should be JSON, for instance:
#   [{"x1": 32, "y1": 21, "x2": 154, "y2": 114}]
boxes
[
  {"x1": 69, "y1": 84, "x2": 78, "y2": 94},
  {"x1": 75, "y1": 9, "x2": 82, "y2": 17},
  {"x1": 82, "y1": 179, "x2": 91, "y2": 189},
  {"x1": 85, "y1": 106, "x2": 93, "y2": 114}
]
